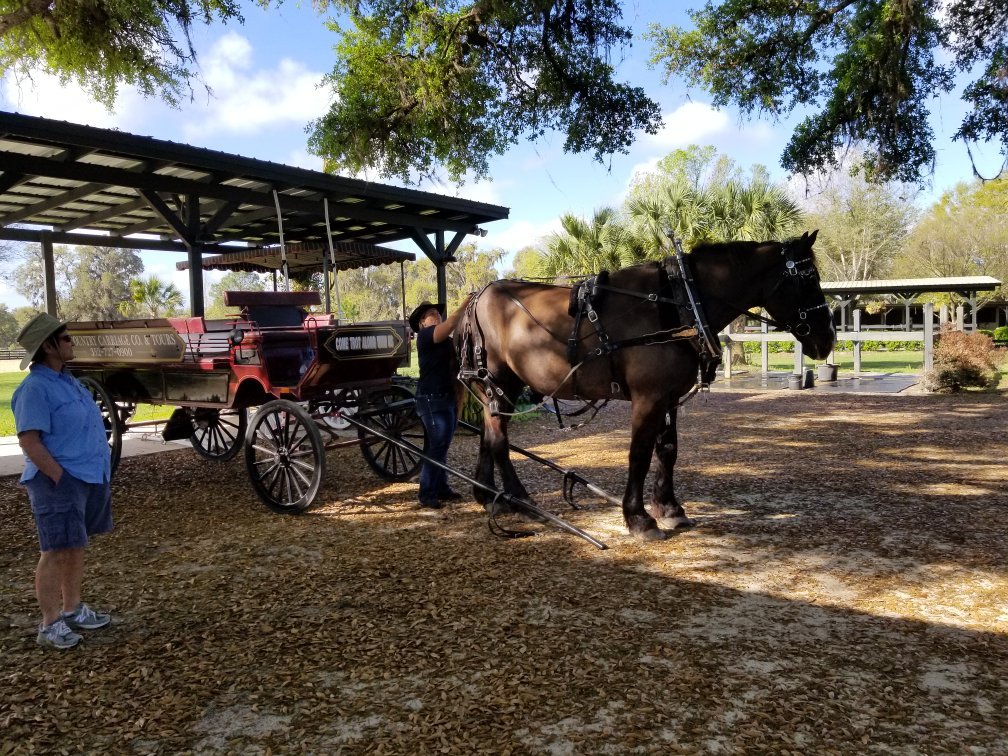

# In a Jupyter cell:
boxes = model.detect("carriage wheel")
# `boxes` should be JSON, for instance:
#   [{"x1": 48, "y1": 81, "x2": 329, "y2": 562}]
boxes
[
  {"x1": 78, "y1": 377, "x2": 122, "y2": 476},
  {"x1": 357, "y1": 384, "x2": 426, "y2": 481},
  {"x1": 244, "y1": 400, "x2": 325, "y2": 514},
  {"x1": 190, "y1": 407, "x2": 247, "y2": 461},
  {"x1": 312, "y1": 389, "x2": 360, "y2": 432}
]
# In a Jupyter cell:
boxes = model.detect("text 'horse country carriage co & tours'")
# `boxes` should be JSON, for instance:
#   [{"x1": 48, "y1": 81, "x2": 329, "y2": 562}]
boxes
[{"x1": 456, "y1": 232, "x2": 836, "y2": 541}]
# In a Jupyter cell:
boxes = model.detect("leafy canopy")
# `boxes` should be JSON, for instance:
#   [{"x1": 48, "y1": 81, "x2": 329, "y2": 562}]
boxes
[
  {"x1": 309, "y1": 0, "x2": 662, "y2": 182},
  {"x1": 0, "y1": 0, "x2": 245, "y2": 107},
  {"x1": 648, "y1": 0, "x2": 1008, "y2": 184}
]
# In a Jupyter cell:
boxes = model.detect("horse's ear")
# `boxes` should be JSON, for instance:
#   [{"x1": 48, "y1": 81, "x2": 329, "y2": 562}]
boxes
[{"x1": 808, "y1": 229, "x2": 818, "y2": 244}]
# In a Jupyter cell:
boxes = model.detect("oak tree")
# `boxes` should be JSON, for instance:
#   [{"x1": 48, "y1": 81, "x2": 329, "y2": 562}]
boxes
[{"x1": 648, "y1": 1, "x2": 1008, "y2": 184}]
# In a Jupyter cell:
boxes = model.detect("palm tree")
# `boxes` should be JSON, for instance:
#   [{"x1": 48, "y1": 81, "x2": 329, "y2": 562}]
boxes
[
  {"x1": 540, "y1": 207, "x2": 652, "y2": 279},
  {"x1": 121, "y1": 275, "x2": 184, "y2": 318}
]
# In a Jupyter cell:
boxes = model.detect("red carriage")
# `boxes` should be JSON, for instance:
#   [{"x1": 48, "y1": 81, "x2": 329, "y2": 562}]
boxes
[{"x1": 67, "y1": 271, "x2": 425, "y2": 514}]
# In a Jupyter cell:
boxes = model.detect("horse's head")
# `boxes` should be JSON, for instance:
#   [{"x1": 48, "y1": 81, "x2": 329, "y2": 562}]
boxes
[{"x1": 760, "y1": 230, "x2": 835, "y2": 360}]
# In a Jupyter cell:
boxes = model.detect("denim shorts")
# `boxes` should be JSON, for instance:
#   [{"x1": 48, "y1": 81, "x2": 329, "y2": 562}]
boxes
[{"x1": 24, "y1": 472, "x2": 113, "y2": 552}]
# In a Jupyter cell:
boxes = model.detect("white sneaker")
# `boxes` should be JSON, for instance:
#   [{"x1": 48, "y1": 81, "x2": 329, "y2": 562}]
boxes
[
  {"x1": 37, "y1": 619, "x2": 82, "y2": 649},
  {"x1": 61, "y1": 602, "x2": 112, "y2": 630}
]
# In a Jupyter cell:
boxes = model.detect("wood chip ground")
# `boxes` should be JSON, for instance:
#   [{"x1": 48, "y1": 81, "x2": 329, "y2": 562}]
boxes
[{"x1": 1, "y1": 390, "x2": 1006, "y2": 754}]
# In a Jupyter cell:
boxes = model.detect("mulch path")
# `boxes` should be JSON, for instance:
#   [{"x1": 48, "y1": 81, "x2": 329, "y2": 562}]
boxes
[{"x1": 1, "y1": 390, "x2": 1006, "y2": 753}]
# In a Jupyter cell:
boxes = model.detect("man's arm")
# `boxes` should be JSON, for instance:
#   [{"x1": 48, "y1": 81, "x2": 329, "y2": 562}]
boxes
[
  {"x1": 431, "y1": 294, "x2": 474, "y2": 343},
  {"x1": 18, "y1": 431, "x2": 63, "y2": 483}
]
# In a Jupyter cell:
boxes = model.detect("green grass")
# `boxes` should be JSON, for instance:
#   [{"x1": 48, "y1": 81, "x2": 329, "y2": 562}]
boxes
[
  {"x1": 760, "y1": 350, "x2": 926, "y2": 374},
  {"x1": 0, "y1": 371, "x2": 172, "y2": 437}
]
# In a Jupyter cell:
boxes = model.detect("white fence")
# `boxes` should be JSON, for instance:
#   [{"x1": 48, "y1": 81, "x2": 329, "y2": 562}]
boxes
[{"x1": 722, "y1": 303, "x2": 941, "y2": 377}]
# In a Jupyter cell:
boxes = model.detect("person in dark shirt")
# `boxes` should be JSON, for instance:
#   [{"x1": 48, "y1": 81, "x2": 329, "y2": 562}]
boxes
[{"x1": 408, "y1": 297, "x2": 471, "y2": 509}]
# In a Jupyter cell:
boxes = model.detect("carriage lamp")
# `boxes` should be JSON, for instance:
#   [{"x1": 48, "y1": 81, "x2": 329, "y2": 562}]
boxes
[{"x1": 229, "y1": 328, "x2": 245, "y2": 347}]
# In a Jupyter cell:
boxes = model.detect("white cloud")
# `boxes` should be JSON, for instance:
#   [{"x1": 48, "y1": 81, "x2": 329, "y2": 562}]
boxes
[
  {"x1": 486, "y1": 217, "x2": 561, "y2": 254},
  {"x1": 644, "y1": 102, "x2": 731, "y2": 148},
  {"x1": 283, "y1": 149, "x2": 325, "y2": 171},
  {"x1": 0, "y1": 70, "x2": 142, "y2": 130},
  {"x1": 182, "y1": 32, "x2": 330, "y2": 140}
]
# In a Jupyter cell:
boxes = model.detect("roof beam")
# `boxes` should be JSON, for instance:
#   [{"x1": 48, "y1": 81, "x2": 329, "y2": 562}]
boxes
[
  {"x1": 0, "y1": 182, "x2": 111, "y2": 225},
  {"x1": 0, "y1": 226, "x2": 190, "y2": 252},
  {"x1": 57, "y1": 196, "x2": 149, "y2": 232},
  {"x1": 140, "y1": 188, "x2": 191, "y2": 243}
]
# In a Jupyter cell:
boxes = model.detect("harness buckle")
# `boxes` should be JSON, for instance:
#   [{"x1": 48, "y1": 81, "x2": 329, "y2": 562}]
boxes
[{"x1": 587, "y1": 308, "x2": 598, "y2": 323}]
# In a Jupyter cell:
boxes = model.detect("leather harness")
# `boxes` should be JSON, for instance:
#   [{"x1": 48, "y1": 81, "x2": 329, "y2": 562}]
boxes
[{"x1": 458, "y1": 242, "x2": 720, "y2": 417}]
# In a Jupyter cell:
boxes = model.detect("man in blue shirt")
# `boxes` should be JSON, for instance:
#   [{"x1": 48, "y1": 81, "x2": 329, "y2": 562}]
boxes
[{"x1": 12, "y1": 313, "x2": 114, "y2": 650}]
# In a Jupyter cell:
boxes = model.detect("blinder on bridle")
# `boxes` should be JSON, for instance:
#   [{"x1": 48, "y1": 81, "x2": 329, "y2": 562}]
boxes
[{"x1": 764, "y1": 241, "x2": 831, "y2": 338}]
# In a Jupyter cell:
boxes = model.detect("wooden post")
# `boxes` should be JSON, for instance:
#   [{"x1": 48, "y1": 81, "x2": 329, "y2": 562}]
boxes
[
  {"x1": 923, "y1": 302, "x2": 934, "y2": 372},
  {"x1": 853, "y1": 308, "x2": 862, "y2": 375},
  {"x1": 793, "y1": 336, "x2": 803, "y2": 374},
  {"x1": 761, "y1": 320, "x2": 769, "y2": 376},
  {"x1": 939, "y1": 303, "x2": 948, "y2": 327},
  {"x1": 40, "y1": 231, "x2": 58, "y2": 317},
  {"x1": 955, "y1": 304, "x2": 964, "y2": 331},
  {"x1": 723, "y1": 321, "x2": 732, "y2": 379}
]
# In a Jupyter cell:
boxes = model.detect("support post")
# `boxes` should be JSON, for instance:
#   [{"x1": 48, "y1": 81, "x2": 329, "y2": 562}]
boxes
[
  {"x1": 187, "y1": 244, "x2": 205, "y2": 317},
  {"x1": 923, "y1": 302, "x2": 934, "y2": 372},
  {"x1": 955, "y1": 305, "x2": 964, "y2": 331},
  {"x1": 435, "y1": 230, "x2": 448, "y2": 306},
  {"x1": 793, "y1": 337, "x2": 803, "y2": 374},
  {"x1": 853, "y1": 309, "x2": 862, "y2": 375},
  {"x1": 40, "y1": 231, "x2": 58, "y2": 316},
  {"x1": 761, "y1": 319, "x2": 769, "y2": 376},
  {"x1": 723, "y1": 321, "x2": 732, "y2": 379}
]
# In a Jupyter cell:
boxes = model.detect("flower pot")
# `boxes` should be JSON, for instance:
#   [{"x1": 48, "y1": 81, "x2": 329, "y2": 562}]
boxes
[{"x1": 817, "y1": 364, "x2": 838, "y2": 382}]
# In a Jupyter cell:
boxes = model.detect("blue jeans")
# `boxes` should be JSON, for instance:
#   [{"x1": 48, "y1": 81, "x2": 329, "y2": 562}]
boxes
[{"x1": 415, "y1": 393, "x2": 457, "y2": 503}]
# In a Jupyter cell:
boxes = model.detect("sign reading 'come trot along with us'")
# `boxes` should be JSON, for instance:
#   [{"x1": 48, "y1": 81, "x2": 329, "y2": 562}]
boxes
[
  {"x1": 323, "y1": 325, "x2": 405, "y2": 360},
  {"x1": 67, "y1": 326, "x2": 187, "y2": 363}
]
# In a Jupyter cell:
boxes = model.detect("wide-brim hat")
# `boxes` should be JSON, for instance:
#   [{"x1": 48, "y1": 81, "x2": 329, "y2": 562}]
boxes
[
  {"x1": 408, "y1": 301, "x2": 446, "y2": 333},
  {"x1": 17, "y1": 312, "x2": 67, "y2": 370}
]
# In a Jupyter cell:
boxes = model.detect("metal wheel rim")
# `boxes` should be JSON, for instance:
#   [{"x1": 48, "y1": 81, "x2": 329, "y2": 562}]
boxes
[
  {"x1": 245, "y1": 400, "x2": 324, "y2": 513},
  {"x1": 78, "y1": 377, "x2": 122, "y2": 476},
  {"x1": 190, "y1": 408, "x2": 247, "y2": 461},
  {"x1": 359, "y1": 386, "x2": 425, "y2": 480}
]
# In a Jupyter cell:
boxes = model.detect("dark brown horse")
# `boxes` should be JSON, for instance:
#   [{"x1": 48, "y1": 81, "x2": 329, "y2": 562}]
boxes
[{"x1": 455, "y1": 232, "x2": 835, "y2": 540}]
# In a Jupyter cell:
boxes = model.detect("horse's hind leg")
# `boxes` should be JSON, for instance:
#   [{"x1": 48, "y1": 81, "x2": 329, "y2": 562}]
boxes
[{"x1": 651, "y1": 408, "x2": 694, "y2": 529}]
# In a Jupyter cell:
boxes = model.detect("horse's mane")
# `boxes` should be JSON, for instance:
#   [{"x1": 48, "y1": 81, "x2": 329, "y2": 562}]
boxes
[
  {"x1": 689, "y1": 236, "x2": 817, "y2": 263},
  {"x1": 689, "y1": 239, "x2": 773, "y2": 256}
]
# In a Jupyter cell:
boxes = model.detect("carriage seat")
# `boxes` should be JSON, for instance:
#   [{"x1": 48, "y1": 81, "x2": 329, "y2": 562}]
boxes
[{"x1": 223, "y1": 290, "x2": 322, "y2": 328}]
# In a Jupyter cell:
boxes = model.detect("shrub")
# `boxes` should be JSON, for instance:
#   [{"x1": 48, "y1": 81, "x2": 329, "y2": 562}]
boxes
[
  {"x1": 922, "y1": 328, "x2": 1000, "y2": 393},
  {"x1": 994, "y1": 326, "x2": 1008, "y2": 343}
]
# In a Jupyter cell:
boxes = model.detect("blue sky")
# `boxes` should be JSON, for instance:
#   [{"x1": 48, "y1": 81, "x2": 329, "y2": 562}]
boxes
[{"x1": 1, "y1": 1, "x2": 1003, "y2": 309}]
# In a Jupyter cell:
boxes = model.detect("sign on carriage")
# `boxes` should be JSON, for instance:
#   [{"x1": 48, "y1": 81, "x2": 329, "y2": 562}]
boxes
[
  {"x1": 67, "y1": 324, "x2": 187, "y2": 363},
  {"x1": 323, "y1": 325, "x2": 405, "y2": 360}
]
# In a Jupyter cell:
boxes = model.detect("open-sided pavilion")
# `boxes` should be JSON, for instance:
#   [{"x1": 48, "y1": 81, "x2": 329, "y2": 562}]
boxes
[
  {"x1": 822, "y1": 275, "x2": 1003, "y2": 330},
  {"x1": 0, "y1": 112, "x2": 509, "y2": 316}
]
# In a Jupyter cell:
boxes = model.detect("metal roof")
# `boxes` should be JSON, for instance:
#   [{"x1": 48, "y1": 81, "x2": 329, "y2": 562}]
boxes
[
  {"x1": 0, "y1": 111, "x2": 509, "y2": 254},
  {"x1": 821, "y1": 276, "x2": 1001, "y2": 297},
  {"x1": 178, "y1": 241, "x2": 415, "y2": 273}
]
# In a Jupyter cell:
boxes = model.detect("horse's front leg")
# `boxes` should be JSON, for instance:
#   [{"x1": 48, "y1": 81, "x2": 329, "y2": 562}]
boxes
[
  {"x1": 476, "y1": 409, "x2": 532, "y2": 514},
  {"x1": 651, "y1": 407, "x2": 694, "y2": 529},
  {"x1": 623, "y1": 399, "x2": 667, "y2": 541}
]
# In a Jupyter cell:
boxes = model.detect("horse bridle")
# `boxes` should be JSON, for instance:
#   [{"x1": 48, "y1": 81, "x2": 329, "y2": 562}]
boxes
[{"x1": 709, "y1": 240, "x2": 831, "y2": 338}]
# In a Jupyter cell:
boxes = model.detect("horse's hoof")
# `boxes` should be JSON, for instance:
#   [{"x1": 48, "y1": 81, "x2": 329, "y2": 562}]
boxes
[
  {"x1": 657, "y1": 515, "x2": 695, "y2": 530},
  {"x1": 635, "y1": 527, "x2": 668, "y2": 542}
]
